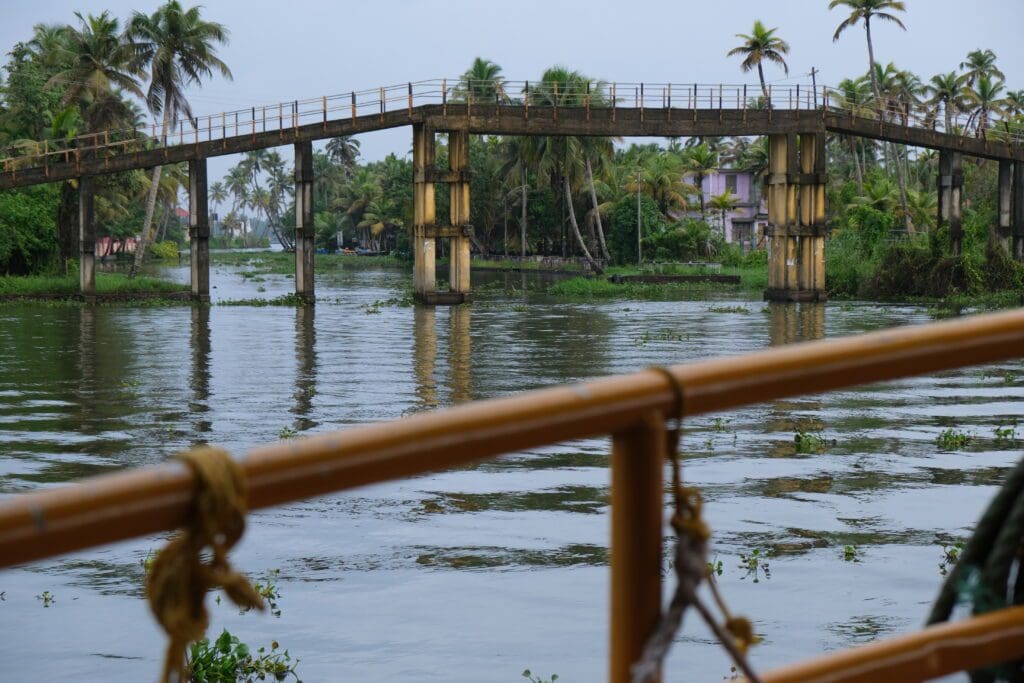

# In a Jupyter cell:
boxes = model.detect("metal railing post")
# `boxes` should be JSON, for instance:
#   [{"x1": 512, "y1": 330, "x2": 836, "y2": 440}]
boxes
[{"x1": 610, "y1": 413, "x2": 665, "y2": 683}]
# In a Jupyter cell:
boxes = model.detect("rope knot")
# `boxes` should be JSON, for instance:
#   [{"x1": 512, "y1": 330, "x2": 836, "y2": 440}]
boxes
[{"x1": 146, "y1": 446, "x2": 263, "y2": 682}]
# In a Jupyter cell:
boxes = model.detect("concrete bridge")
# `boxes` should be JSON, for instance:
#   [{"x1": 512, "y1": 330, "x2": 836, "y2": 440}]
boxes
[{"x1": 2, "y1": 79, "x2": 1022, "y2": 303}]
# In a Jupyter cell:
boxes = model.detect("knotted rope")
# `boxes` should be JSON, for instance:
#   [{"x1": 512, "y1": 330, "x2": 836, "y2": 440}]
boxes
[
  {"x1": 146, "y1": 446, "x2": 264, "y2": 683},
  {"x1": 631, "y1": 367, "x2": 762, "y2": 683},
  {"x1": 928, "y1": 456, "x2": 1024, "y2": 683}
]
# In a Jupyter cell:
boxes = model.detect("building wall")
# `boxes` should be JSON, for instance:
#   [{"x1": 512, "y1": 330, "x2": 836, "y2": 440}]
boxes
[{"x1": 682, "y1": 169, "x2": 768, "y2": 246}]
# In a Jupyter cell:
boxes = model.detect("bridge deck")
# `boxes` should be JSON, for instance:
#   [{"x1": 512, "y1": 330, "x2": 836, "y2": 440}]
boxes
[{"x1": 1, "y1": 104, "x2": 1020, "y2": 190}]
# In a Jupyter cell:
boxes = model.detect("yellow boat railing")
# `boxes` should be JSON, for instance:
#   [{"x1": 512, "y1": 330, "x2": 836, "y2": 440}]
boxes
[{"x1": 2, "y1": 308, "x2": 1024, "y2": 681}]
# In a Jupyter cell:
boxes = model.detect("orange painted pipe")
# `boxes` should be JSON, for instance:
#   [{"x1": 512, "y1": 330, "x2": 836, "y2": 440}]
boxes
[
  {"x1": 757, "y1": 605, "x2": 1024, "y2": 683},
  {"x1": 1, "y1": 309, "x2": 1023, "y2": 568}
]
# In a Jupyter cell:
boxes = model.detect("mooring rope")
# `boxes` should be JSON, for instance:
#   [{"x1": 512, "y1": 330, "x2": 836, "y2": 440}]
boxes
[
  {"x1": 631, "y1": 367, "x2": 761, "y2": 683},
  {"x1": 928, "y1": 456, "x2": 1024, "y2": 683},
  {"x1": 146, "y1": 446, "x2": 265, "y2": 683}
]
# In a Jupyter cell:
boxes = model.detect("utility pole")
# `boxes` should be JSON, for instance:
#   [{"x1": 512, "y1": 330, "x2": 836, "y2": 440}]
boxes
[{"x1": 636, "y1": 166, "x2": 642, "y2": 266}]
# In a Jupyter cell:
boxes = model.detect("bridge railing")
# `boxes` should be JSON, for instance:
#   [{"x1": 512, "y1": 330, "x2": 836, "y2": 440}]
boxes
[
  {"x1": 1, "y1": 78, "x2": 1021, "y2": 175},
  {"x1": 2, "y1": 309, "x2": 1024, "y2": 682}
]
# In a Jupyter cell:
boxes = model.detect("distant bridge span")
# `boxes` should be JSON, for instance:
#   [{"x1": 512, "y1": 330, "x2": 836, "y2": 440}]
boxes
[{"x1": 1, "y1": 80, "x2": 1021, "y2": 302}]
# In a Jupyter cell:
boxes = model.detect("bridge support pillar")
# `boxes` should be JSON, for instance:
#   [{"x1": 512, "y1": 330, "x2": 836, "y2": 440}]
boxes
[
  {"x1": 294, "y1": 140, "x2": 315, "y2": 302},
  {"x1": 1012, "y1": 161, "x2": 1024, "y2": 262},
  {"x1": 189, "y1": 158, "x2": 210, "y2": 302},
  {"x1": 448, "y1": 130, "x2": 472, "y2": 300},
  {"x1": 412, "y1": 124, "x2": 438, "y2": 302},
  {"x1": 938, "y1": 149, "x2": 964, "y2": 256},
  {"x1": 79, "y1": 176, "x2": 95, "y2": 300},
  {"x1": 765, "y1": 134, "x2": 826, "y2": 302}
]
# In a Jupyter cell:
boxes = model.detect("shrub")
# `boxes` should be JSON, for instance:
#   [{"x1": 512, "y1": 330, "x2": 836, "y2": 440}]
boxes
[
  {"x1": 0, "y1": 185, "x2": 59, "y2": 275},
  {"x1": 150, "y1": 240, "x2": 181, "y2": 260}
]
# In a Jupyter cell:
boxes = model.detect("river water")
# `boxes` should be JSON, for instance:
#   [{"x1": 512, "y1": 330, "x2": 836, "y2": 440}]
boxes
[{"x1": 0, "y1": 259, "x2": 1021, "y2": 681}]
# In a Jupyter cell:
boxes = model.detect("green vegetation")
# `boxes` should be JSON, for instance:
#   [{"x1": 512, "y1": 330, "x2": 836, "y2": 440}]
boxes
[
  {"x1": 522, "y1": 670, "x2": 558, "y2": 683},
  {"x1": 843, "y1": 545, "x2": 862, "y2": 562},
  {"x1": 0, "y1": 272, "x2": 186, "y2": 297},
  {"x1": 35, "y1": 590, "x2": 55, "y2": 607},
  {"x1": 187, "y1": 630, "x2": 300, "y2": 683},
  {"x1": 244, "y1": 569, "x2": 282, "y2": 618},
  {"x1": 939, "y1": 542, "x2": 964, "y2": 576},
  {"x1": 738, "y1": 549, "x2": 771, "y2": 583},
  {"x1": 936, "y1": 428, "x2": 971, "y2": 450},
  {"x1": 794, "y1": 431, "x2": 829, "y2": 454}
]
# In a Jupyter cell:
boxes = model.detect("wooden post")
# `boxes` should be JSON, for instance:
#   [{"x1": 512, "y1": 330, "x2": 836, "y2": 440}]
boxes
[
  {"x1": 938, "y1": 149, "x2": 964, "y2": 256},
  {"x1": 610, "y1": 413, "x2": 664, "y2": 683},
  {"x1": 449, "y1": 129, "x2": 472, "y2": 301},
  {"x1": 412, "y1": 123, "x2": 437, "y2": 303},
  {"x1": 79, "y1": 176, "x2": 96, "y2": 299},
  {"x1": 294, "y1": 140, "x2": 315, "y2": 301},
  {"x1": 189, "y1": 158, "x2": 210, "y2": 302}
]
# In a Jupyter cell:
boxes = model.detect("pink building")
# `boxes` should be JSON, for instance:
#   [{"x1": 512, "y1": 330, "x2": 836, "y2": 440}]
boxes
[{"x1": 683, "y1": 170, "x2": 768, "y2": 247}]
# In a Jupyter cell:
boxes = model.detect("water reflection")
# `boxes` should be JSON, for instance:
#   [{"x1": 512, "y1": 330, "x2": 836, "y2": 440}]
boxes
[
  {"x1": 448, "y1": 305, "x2": 472, "y2": 404},
  {"x1": 768, "y1": 302, "x2": 825, "y2": 346},
  {"x1": 189, "y1": 306, "x2": 212, "y2": 439},
  {"x1": 292, "y1": 305, "x2": 318, "y2": 432},
  {"x1": 413, "y1": 305, "x2": 438, "y2": 411}
]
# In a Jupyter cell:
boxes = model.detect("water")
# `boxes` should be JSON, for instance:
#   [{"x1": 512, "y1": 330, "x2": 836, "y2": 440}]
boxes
[{"x1": 1, "y1": 260, "x2": 1021, "y2": 681}]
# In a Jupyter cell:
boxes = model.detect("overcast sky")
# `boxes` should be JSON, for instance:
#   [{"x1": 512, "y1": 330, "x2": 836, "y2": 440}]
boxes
[{"x1": 3, "y1": 0, "x2": 1023, "y2": 181}]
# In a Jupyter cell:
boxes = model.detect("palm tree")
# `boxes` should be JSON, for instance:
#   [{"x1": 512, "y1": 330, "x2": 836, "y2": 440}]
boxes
[
  {"x1": 128, "y1": 0, "x2": 232, "y2": 277},
  {"x1": 963, "y1": 74, "x2": 1006, "y2": 139},
  {"x1": 502, "y1": 136, "x2": 531, "y2": 257},
  {"x1": 455, "y1": 57, "x2": 506, "y2": 103},
  {"x1": 325, "y1": 136, "x2": 360, "y2": 176},
  {"x1": 48, "y1": 12, "x2": 141, "y2": 272},
  {"x1": 927, "y1": 71, "x2": 967, "y2": 134},
  {"x1": 680, "y1": 143, "x2": 718, "y2": 222},
  {"x1": 709, "y1": 190, "x2": 738, "y2": 239},
  {"x1": 836, "y1": 77, "x2": 873, "y2": 190},
  {"x1": 960, "y1": 49, "x2": 1004, "y2": 88},
  {"x1": 629, "y1": 151, "x2": 696, "y2": 218},
  {"x1": 830, "y1": 0, "x2": 907, "y2": 110},
  {"x1": 727, "y1": 20, "x2": 790, "y2": 103},
  {"x1": 1004, "y1": 90, "x2": 1024, "y2": 119}
]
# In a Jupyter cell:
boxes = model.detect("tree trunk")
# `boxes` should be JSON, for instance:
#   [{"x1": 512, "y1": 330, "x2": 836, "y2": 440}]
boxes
[
  {"x1": 757, "y1": 63, "x2": 769, "y2": 105},
  {"x1": 697, "y1": 173, "x2": 707, "y2": 222},
  {"x1": 586, "y1": 157, "x2": 611, "y2": 260},
  {"x1": 892, "y1": 142, "x2": 913, "y2": 232},
  {"x1": 520, "y1": 167, "x2": 528, "y2": 258},
  {"x1": 131, "y1": 96, "x2": 172, "y2": 278},
  {"x1": 563, "y1": 176, "x2": 602, "y2": 274},
  {"x1": 849, "y1": 136, "x2": 864, "y2": 192}
]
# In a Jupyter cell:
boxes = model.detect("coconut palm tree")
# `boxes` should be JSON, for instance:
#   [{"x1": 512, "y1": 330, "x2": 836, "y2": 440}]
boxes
[
  {"x1": 325, "y1": 135, "x2": 360, "y2": 176},
  {"x1": 709, "y1": 190, "x2": 739, "y2": 239},
  {"x1": 727, "y1": 20, "x2": 790, "y2": 103},
  {"x1": 927, "y1": 71, "x2": 967, "y2": 134},
  {"x1": 1004, "y1": 90, "x2": 1024, "y2": 119},
  {"x1": 963, "y1": 74, "x2": 1006, "y2": 139},
  {"x1": 960, "y1": 49, "x2": 1004, "y2": 88},
  {"x1": 128, "y1": 0, "x2": 232, "y2": 277},
  {"x1": 629, "y1": 151, "x2": 696, "y2": 218},
  {"x1": 455, "y1": 57, "x2": 506, "y2": 103},
  {"x1": 830, "y1": 0, "x2": 907, "y2": 111},
  {"x1": 680, "y1": 143, "x2": 718, "y2": 222},
  {"x1": 502, "y1": 136, "x2": 531, "y2": 257}
]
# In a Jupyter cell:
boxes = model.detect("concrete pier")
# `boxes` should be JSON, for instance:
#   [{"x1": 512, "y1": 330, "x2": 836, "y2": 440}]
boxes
[
  {"x1": 938, "y1": 149, "x2": 964, "y2": 255},
  {"x1": 448, "y1": 130, "x2": 472, "y2": 300},
  {"x1": 412, "y1": 124, "x2": 437, "y2": 302},
  {"x1": 78, "y1": 177, "x2": 95, "y2": 300},
  {"x1": 1014, "y1": 161, "x2": 1024, "y2": 262},
  {"x1": 294, "y1": 140, "x2": 315, "y2": 301},
  {"x1": 765, "y1": 133, "x2": 826, "y2": 302},
  {"x1": 189, "y1": 159, "x2": 210, "y2": 302}
]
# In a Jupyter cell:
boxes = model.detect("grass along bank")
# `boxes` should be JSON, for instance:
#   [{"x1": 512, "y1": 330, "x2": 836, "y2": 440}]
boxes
[
  {"x1": 0, "y1": 272, "x2": 188, "y2": 301},
  {"x1": 548, "y1": 263, "x2": 767, "y2": 299},
  {"x1": 210, "y1": 250, "x2": 409, "y2": 275}
]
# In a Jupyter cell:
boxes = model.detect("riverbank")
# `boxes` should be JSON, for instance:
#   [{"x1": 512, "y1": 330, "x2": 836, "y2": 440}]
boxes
[
  {"x1": 0, "y1": 273, "x2": 190, "y2": 303},
  {"x1": 211, "y1": 250, "x2": 408, "y2": 274}
]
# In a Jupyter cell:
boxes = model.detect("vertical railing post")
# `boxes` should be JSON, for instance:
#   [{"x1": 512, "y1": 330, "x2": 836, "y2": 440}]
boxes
[{"x1": 610, "y1": 413, "x2": 665, "y2": 683}]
